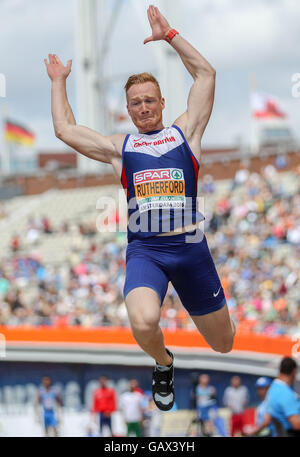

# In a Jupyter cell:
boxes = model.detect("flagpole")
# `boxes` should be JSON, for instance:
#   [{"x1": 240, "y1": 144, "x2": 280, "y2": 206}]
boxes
[
  {"x1": 249, "y1": 72, "x2": 258, "y2": 155},
  {"x1": 0, "y1": 104, "x2": 11, "y2": 176}
]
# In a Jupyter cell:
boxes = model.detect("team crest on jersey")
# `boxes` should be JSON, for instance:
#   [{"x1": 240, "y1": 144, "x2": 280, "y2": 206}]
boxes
[{"x1": 133, "y1": 168, "x2": 186, "y2": 213}]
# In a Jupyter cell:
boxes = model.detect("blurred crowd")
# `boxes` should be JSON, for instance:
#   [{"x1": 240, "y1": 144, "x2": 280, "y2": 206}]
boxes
[
  {"x1": 206, "y1": 165, "x2": 300, "y2": 337},
  {"x1": 0, "y1": 164, "x2": 299, "y2": 336}
]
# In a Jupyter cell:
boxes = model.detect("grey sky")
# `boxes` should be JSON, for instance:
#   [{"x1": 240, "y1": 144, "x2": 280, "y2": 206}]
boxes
[{"x1": 0, "y1": 0, "x2": 299, "y2": 152}]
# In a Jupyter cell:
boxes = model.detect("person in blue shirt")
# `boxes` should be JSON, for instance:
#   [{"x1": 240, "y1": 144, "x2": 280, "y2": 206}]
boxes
[
  {"x1": 248, "y1": 357, "x2": 300, "y2": 436},
  {"x1": 194, "y1": 374, "x2": 227, "y2": 436},
  {"x1": 266, "y1": 357, "x2": 300, "y2": 436},
  {"x1": 195, "y1": 374, "x2": 217, "y2": 433},
  {"x1": 244, "y1": 377, "x2": 275, "y2": 437},
  {"x1": 35, "y1": 376, "x2": 63, "y2": 437},
  {"x1": 255, "y1": 377, "x2": 275, "y2": 436}
]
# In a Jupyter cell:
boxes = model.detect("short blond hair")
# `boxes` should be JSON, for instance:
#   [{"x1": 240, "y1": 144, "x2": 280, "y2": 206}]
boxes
[{"x1": 124, "y1": 72, "x2": 162, "y2": 97}]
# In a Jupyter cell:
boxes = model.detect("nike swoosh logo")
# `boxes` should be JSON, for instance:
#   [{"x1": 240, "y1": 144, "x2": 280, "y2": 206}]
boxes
[
  {"x1": 213, "y1": 287, "x2": 221, "y2": 297},
  {"x1": 154, "y1": 393, "x2": 174, "y2": 405}
]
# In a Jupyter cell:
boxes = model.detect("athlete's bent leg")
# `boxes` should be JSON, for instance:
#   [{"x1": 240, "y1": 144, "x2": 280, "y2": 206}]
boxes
[
  {"x1": 190, "y1": 304, "x2": 236, "y2": 353},
  {"x1": 125, "y1": 286, "x2": 172, "y2": 366}
]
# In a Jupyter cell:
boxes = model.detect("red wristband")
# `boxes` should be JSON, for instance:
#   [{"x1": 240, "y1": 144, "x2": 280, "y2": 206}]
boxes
[{"x1": 164, "y1": 29, "x2": 179, "y2": 44}]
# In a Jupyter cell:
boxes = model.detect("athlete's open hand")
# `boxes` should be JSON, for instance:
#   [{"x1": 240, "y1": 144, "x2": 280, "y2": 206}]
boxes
[
  {"x1": 144, "y1": 5, "x2": 171, "y2": 44},
  {"x1": 44, "y1": 54, "x2": 72, "y2": 81}
]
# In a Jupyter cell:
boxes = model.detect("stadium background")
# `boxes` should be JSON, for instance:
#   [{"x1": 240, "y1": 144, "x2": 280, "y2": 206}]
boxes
[{"x1": 0, "y1": 0, "x2": 300, "y2": 437}]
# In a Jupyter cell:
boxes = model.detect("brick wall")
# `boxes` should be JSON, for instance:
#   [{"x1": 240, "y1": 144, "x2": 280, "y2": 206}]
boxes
[{"x1": 3, "y1": 149, "x2": 299, "y2": 196}]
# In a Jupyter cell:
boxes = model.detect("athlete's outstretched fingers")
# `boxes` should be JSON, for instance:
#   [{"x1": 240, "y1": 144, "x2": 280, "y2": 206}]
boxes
[
  {"x1": 55, "y1": 55, "x2": 63, "y2": 66},
  {"x1": 150, "y1": 5, "x2": 156, "y2": 19},
  {"x1": 147, "y1": 6, "x2": 153, "y2": 25},
  {"x1": 145, "y1": 8, "x2": 153, "y2": 43}
]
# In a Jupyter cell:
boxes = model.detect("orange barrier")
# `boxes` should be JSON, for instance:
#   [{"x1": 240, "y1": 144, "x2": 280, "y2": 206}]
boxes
[{"x1": 0, "y1": 326, "x2": 295, "y2": 356}]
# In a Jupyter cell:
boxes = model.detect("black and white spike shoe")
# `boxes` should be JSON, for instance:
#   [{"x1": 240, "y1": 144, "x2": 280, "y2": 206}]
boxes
[{"x1": 152, "y1": 348, "x2": 175, "y2": 411}]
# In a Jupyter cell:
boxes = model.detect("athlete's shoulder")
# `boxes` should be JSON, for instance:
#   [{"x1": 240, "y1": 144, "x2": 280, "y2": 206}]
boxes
[{"x1": 108, "y1": 133, "x2": 128, "y2": 155}]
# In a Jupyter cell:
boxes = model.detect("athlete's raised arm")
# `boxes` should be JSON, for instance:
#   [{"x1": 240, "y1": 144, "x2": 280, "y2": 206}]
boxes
[
  {"x1": 44, "y1": 54, "x2": 124, "y2": 165},
  {"x1": 144, "y1": 5, "x2": 216, "y2": 146}
]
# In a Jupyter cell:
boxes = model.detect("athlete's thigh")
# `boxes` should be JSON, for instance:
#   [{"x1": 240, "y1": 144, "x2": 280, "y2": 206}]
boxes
[
  {"x1": 190, "y1": 303, "x2": 234, "y2": 348},
  {"x1": 169, "y1": 233, "x2": 226, "y2": 316},
  {"x1": 125, "y1": 286, "x2": 162, "y2": 328},
  {"x1": 124, "y1": 250, "x2": 169, "y2": 326}
]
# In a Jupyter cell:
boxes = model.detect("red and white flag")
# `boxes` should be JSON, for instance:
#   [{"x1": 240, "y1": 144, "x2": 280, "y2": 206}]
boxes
[{"x1": 250, "y1": 92, "x2": 287, "y2": 119}]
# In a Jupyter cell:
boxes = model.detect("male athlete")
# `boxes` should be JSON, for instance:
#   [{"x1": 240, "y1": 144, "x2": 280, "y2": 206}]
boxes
[
  {"x1": 35, "y1": 376, "x2": 63, "y2": 437},
  {"x1": 45, "y1": 5, "x2": 236, "y2": 412}
]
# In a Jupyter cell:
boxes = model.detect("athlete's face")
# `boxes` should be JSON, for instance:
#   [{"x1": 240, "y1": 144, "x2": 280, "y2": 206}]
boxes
[
  {"x1": 231, "y1": 376, "x2": 241, "y2": 388},
  {"x1": 100, "y1": 376, "x2": 108, "y2": 387},
  {"x1": 199, "y1": 374, "x2": 209, "y2": 386},
  {"x1": 129, "y1": 379, "x2": 138, "y2": 391},
  {"x1": 126, "y1": 82, "x2": 165, "y2": 133},
  {"x1": 42, "y1": 377, "x2": 51, "y2": 389},
  {"x1": 256, "y1": 387, "x2": 268, "y2": 401}
]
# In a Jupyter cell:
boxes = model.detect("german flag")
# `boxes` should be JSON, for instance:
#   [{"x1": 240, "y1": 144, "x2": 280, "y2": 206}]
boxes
[{"x1": 4, "y1": 119, "x2": 35, "y2": 146}]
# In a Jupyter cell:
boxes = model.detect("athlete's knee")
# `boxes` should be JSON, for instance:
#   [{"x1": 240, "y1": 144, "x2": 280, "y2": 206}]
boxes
[
  {"x1": 131, "y1": 317, "x2": 160, "y2": 344},
  {"x1": 211, "y1": 333, "x2": 235, "y2": 354}
]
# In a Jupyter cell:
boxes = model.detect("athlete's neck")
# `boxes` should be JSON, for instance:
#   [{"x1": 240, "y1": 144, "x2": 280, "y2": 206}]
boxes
[{"x1": 138, "y1": 123, "x2": 165, "y2": 134}]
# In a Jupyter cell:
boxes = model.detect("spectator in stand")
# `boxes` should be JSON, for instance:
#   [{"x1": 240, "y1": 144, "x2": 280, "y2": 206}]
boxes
[
  {"x1": 91, "y1": 376, "x2": 117, "y2": 437},
  {"x1": 42, "y1": 216, "x2": 53, "y2": 234},
  {"x1": 223, "y1": 376, "x2": 249, "y2": 436},
  {"x1": 231, "y1": 168, "x2": 249, "y2": 191},
  {"x1": 275, "y1": 154, "x2": 288, "y2": 170},
  {"x1": 5, "y1": 290, "x2": 25, "y2": 314},
  {"x1": 10, "y1": 233, "x2": 20, "y2": 253},
  {"x1": 202, "y1": 174, "x2": 215, "y2": 194},
  {"x1": 119, "y1": 379, "x2": 145, "y2": 437}
]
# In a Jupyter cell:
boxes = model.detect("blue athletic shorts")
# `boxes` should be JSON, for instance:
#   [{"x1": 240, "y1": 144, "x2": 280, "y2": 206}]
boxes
[
  {"x1": 43, "y1": 410, "x2": 57, "y2": 429},
  {"x1": 197, "y1": 405, "x2": 213, "y2": 422},
  {"x1": 123, "y1": 229, "x2": 226, "y2": 316}
]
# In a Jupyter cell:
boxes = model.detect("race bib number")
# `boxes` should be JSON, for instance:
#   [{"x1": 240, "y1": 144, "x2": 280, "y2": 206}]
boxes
[{"x1": 133, "y1": 168, "x2": 186, "y2": 213}]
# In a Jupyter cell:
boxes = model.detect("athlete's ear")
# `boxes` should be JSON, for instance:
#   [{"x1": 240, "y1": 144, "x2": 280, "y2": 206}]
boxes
[{"x1": 161, "y1": 97, "x2": 165, "y2": 110}]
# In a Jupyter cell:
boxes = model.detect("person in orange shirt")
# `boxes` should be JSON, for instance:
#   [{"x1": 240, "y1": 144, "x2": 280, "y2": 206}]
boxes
[{"x1": 91, "y1": 376, "x2": 117, "y2": 436}]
